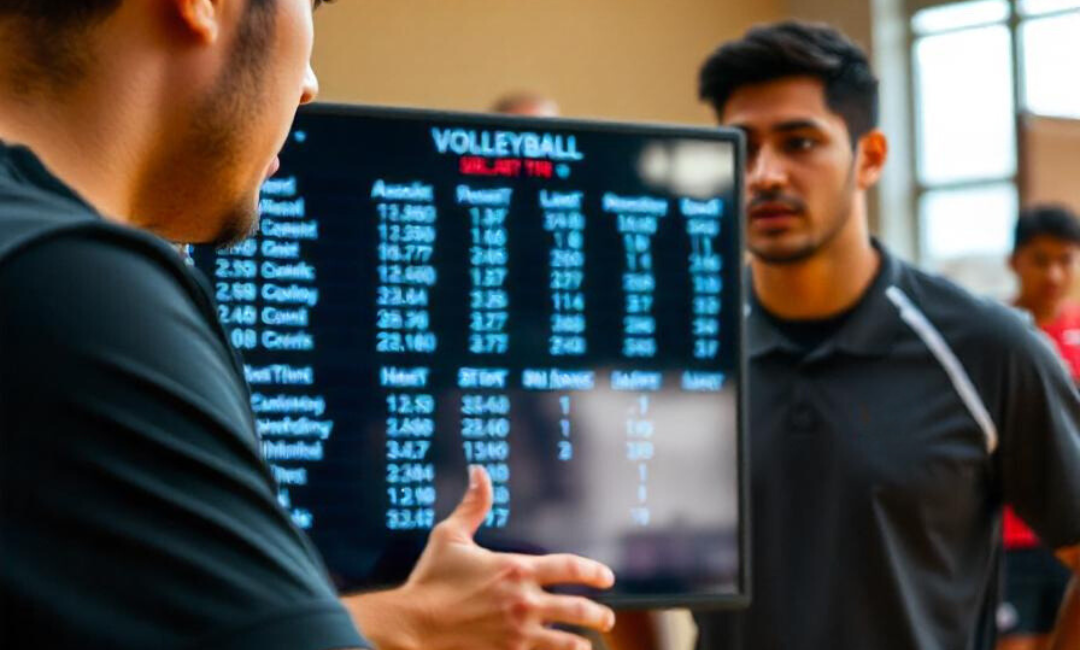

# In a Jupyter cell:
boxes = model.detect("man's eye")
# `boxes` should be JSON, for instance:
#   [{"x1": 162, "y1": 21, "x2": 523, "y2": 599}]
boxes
[{"x1": 784, "y1": 137, "x2": 817, "y2": 153}]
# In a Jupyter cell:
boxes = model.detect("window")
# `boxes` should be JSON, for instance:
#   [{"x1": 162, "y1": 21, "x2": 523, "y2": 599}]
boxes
[
  {"x1": 912, "y1": 0, "x2": 1010, "y2": 33},
  {"x1": 913, "y1": 25, "x2": 1016, "y2": 185},
  {"x1": 910, "y1": 0, "x2": 1080, "y2": 295},
  {"x1": 920, "y1": 183, "x2": 1018, "y2": 260},
  {"x1": 1020, "y1": 12, "x2": 1080, "y2": 118}
]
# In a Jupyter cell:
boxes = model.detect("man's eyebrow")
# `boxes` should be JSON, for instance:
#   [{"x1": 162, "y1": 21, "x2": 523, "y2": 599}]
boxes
[
  {"x1": 771, "y1": 119, "x2": 826, "y2": 133},
  {"x1": 723, "y1": 120, "x2": 824, "y2": 138}
]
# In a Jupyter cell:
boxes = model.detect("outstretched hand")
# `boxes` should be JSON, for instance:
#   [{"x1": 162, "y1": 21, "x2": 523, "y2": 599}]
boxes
[{"x1": 346, "y1": 465, "x2": 616, "y2": 650}]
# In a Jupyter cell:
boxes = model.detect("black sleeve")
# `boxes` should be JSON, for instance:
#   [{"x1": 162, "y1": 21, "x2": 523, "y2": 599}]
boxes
[
  {"x1": 0, "y1": 230, "x2": 369, "y2": 650},
  {"x1": 999, "y1": 320, "x2": 1080, "y2": 550}
]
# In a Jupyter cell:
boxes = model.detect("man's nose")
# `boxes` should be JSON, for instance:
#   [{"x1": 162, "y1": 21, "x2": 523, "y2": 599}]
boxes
[
  {"x1": 747, "y1": 147, "x2": 788, "y2": 193},
  {"x1": 300, "y1": 64, "x2": 320, "y2": 105}
]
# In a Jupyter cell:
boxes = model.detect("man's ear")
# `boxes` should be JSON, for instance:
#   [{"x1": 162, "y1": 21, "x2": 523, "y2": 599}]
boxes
[
  {"x1": 173, "y1": 0, "x2": 222, "y2": 44},
  {"x1": 854, "y1": 129, "x2": 888, "y2": 191}
]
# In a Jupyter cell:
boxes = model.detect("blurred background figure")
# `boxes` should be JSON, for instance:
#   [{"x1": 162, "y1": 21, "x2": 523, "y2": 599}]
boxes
[
  {"x1": 491, "y1": 91, "x2": 561, "y2": 117},
  {"x1": 998, "y1": 203, "x2": 1080, "y2": 650},
  {"x1": 1010, "y1": 205, "x2": 1080, "y2": 372}
]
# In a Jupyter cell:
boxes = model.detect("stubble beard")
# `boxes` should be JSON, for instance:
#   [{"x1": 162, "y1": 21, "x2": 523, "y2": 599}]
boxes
[
  {"x1": 749, "y1": 165, "x2": 857, "y2": 267},
  {"x1": 206, "y1": 1, "x2": 277, "y2": 249},
  {"x1": 137, "y1": 0, "x2": 276, "y2": 248}
]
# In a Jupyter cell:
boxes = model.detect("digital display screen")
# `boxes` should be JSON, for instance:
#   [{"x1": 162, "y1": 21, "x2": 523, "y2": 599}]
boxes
[{"x1": 191, "y1": 104, "x2": 747, "y2": 608}]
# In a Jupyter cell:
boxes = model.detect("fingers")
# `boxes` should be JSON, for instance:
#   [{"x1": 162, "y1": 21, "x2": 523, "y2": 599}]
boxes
[
  {"x1": 529, "y1": 553, "x2": 616, "y2": 589},
  {"x1": 436, "y1": 465, "x2": 493, "y2": 541},
  {"x1": 537, "y1": 593, "x2": 616, "y2": 632},
  {"x1": 531, "y1": 628, "x2": 594, "y2": 650}
]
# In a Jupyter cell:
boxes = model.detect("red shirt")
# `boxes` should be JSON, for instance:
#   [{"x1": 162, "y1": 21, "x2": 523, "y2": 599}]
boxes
[
  {"x1": 1003, "y1": 302, "x2": 1080, "y2": 549},
  {"x1": 1039, "y1": 301, "x2": 1080, "y2": 379}
]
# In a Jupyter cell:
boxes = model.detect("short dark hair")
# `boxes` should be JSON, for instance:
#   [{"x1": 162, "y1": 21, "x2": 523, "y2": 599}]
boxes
[
  {"x1": 1013, "y1": 204, "x2": 1080, "y2": 252},
  {"x1": 0, "y1": 0, "x2": 283, "y2": 25},
  {"x1": 699, "y1": 21, "x2": 880, "y2": 142},
  {"x1": 0, "y1": 1, "x2": 122, "y2": 26},
  {"x1": 0, "y1": 1, "x2": 124, "y2": 93},
  {"x1": 1, "y1": 0, "x2": 275, "y2": 94}
]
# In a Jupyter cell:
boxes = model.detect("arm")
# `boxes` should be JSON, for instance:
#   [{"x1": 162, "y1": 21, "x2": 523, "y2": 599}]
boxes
[
  {"x1": 1048, "y1": 544, "x2": 1080, "y2": 650},
  {"x1": 0, "y1": 233, "x2": 368, "y2": 649},
  {"x1": 343, "y1": 466, "x2": 617, "y2": 650},
  {"x1": 601, "y1": 610, "x2": 663, "y2": 650}
]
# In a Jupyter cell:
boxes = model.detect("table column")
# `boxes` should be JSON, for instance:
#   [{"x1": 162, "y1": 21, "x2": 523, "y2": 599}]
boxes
[{"x1": 372, "y1": 180, "x2": 440, "y2": 531}]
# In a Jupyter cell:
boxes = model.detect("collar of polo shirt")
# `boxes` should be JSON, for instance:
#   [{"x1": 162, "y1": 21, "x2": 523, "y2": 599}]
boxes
[{"x1": 747, "y1": 239, "x2": 904, "y2": 360}]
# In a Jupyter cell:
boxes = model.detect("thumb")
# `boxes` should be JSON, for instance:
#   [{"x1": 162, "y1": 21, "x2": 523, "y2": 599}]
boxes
[{"x1": 440, "y1": 465, "x2": 493, "y2": 541}]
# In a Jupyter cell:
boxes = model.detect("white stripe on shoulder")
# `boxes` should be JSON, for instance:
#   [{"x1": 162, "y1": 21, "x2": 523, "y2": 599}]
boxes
[{"x1": 885, "y1": 286, "x2": 999, "y2": 454}]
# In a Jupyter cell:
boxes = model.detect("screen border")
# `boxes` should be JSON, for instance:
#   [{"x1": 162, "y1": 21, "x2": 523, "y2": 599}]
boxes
[{"x1": 291, "y1": 102, "x2": 750, "y2": 611}]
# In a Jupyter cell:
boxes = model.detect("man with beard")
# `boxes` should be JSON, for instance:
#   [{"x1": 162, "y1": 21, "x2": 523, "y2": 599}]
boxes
[
  {"x1": 0, "y1": 1, "x2": 616, "y2": 649},
  {"x1": 608, "y1": 21, "x2": 1080, "y2": 650}
]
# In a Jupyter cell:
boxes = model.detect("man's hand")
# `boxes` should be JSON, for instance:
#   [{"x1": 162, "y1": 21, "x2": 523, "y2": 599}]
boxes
[{"x1": 344, "y1": 465, "x2": 617, "y2": 650}]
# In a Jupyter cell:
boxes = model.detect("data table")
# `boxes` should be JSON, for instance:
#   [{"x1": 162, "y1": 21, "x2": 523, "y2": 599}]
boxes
[{"x1": 192, "y1": 105, "x2": 747, "y2": 608}]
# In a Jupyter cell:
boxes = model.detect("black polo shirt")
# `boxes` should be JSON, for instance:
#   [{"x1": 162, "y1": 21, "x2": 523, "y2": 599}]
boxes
[
  {"x1": 696, "y1": 244, "x2": 1080, "y2": 650},
  {"x1": 0, "y1": 142, "x2": 368, "y2": 649}
]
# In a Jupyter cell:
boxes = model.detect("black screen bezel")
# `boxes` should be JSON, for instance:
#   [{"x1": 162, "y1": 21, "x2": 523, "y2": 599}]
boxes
[{"x1": 272, "y1": 102, "x2": 750, "y2": 610}]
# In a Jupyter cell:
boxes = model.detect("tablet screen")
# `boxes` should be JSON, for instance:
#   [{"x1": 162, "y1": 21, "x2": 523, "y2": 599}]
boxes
[{"x1": 192, "y1": 104, "x2": 747, "y2": 608}]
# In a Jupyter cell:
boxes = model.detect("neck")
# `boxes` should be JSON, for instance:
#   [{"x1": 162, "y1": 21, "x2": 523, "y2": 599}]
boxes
[
  {"x1": 0, "y1": 19, "x2": 157, "y2": 225},
  {"x1": 751, "y1": 207, "x2": 880, "y2": 320},
  {"x1": 1015, "y1": 296, "x2": 1062, "y2": 326}
]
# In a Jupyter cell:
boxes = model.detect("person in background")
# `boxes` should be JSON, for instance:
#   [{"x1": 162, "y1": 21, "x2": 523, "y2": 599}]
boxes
[
  {"x1": 998, "y1": 204, "x2": 1080, "y2": 650},
  {"x1": 0, "y1": 1, "x2": 616, "y2": 648},
  {"x1": 1010, "y1": 204, "x2": 1080, "y2": 380},
  {"x1": 491, "y1": 91, "x2": 561, "y2": 118}
]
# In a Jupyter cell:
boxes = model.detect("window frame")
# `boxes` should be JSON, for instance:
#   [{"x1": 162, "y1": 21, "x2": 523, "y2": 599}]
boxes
[{"x1": 907, "y1": 0, "x2": 1080, "y2": 267}]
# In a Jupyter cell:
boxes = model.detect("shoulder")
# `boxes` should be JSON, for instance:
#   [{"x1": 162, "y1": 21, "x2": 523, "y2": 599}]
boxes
[
  {"x1": 0, "y1": 220, "x2": 211, "y2": 341},
  {"x1": 0, "y1": 218, "x2": 246, "y2": 431},
  {"x1": 0, "y1": 150, "x2": 191, "y2": 286},
  {"x1": 889, "y1": 256, "x2": 1036, "y2": 353},
  {"x1": 885, "y1": 255, "x2": 1075, "y2": 425}
]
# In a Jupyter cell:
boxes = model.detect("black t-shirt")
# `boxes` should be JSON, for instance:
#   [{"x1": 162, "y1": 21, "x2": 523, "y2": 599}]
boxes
[
  {"x1": 757, "y1": 301, "x2": 859, "y2": 357},
  {"x1": 0, "y1": 142, "x2": 369, "y2": 649},
  {"x1": 696, "y1": 246, "x2": 1080, "y2": 650}
]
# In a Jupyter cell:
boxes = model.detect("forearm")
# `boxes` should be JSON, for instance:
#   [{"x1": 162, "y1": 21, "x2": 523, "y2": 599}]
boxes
[
  {"x1": 1048, "y1": 546, "x2": 1080, "y2": 650},
  {"x1": 341, "y1": 589, "x2": 423, "y2": 650}
]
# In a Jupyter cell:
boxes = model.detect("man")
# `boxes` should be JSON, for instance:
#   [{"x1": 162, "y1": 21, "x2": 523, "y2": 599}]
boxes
[
  {"x1": 491, "y1": 91, "x2": 561, "y2": 117},
  {"x1": 1011, "y1": 205, "x2": 1080, "y2": 379},
  {"x1": 0, "y1": 1, "x2": 616, "y2": 648},
  {"x1": 999, "y1": 204, "x2": 1080, "y2": 650},
  {"x1": 610, "y1": 21, "x2": 1080, "y2": 650}
]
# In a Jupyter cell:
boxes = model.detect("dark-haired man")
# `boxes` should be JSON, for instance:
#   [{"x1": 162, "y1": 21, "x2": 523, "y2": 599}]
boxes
[
  {"x1": 693, "y1": 21, "x2": 1080, "y2": 650},
  {"x1": 0, "y1": 2, "x2": 616, "y2": 649},
  {"x1": 998, "y1": 204, "x2": 1080, "y2": 650},
  {"x1": 611, "y1": 21, "x2": 1080, "y2": 650}
]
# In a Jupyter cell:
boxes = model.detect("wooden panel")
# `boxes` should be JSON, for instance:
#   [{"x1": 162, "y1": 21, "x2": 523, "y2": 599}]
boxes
[
  {"x1": 310, "y1": 0, "x2": 783, "y2": 125},
  {"x1": 1021, "y1": 114, "x2": 1080, "y2": 211}
]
